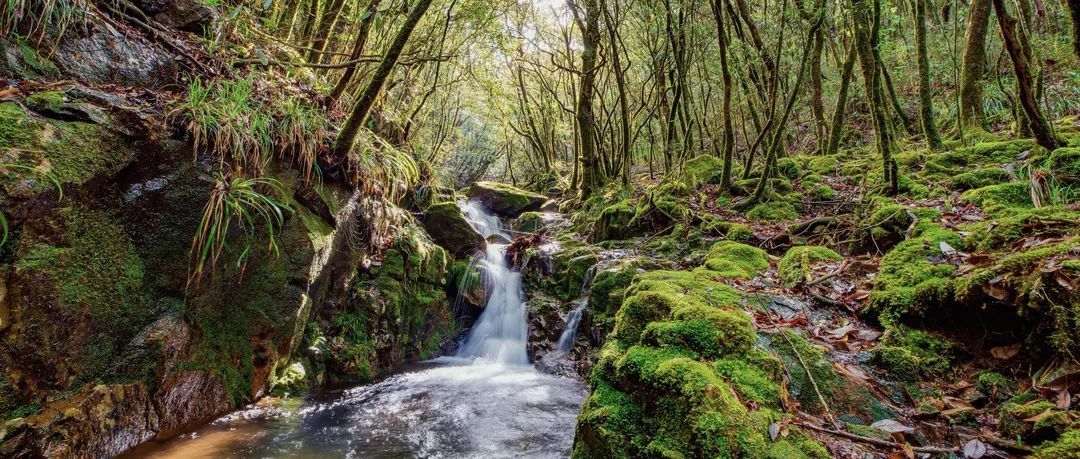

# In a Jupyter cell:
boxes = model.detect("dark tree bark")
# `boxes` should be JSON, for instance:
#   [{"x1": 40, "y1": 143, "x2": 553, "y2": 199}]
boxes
[
  {"x1": 825, "y1": 42, "x2": 857, "y2": 155},
  {"x1": 991, "y1": 0, "x2": 1061, "y2": 150},
  {"x1": 959, "y1": 0, "x2": 992, "y2": 130},
  {"x1": 332, "y1": 0, "x2": 436, "y2": 159},
  {"x1": 601, "y1": 0, "x2": 632, "y2": 186},
  {"x1": 1071, "y1": 0, "x2": 1080, "y2": 58},
  {"x1": 915, "y1": 0, "x2": 942, "y2": 150},
  {"x1": 571, "y1": 0, "x2": 601, "y2": 197},
  {"x1": 328, "y1": 0, "x2": 383, "y2": 106},
  {"x1": 306, "y1": 0, "x2": 347, "y2": 63},
  {"x1": 854, "y1": 0, "x2": 898, "y2": 194},
  {"x1": 709, "y1": 0, "x2": 736, "y2": 189}
]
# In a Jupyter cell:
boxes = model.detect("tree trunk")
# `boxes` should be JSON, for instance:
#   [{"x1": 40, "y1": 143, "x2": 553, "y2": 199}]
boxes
[
  {"x1": 854, "y1": 0, "x2": 897, "y2": 194},
  {"x1": 1071, "y1": 0, "x2": 1080, "y2": 58},
  {"x1": 328, "y1": 0, "x2": 382, "y2": 106},
  {"x1": 332, "y1": 0, "x2": 436, "y2": 159},
  {"x1": 710, "y1": 0, "x2": 736, "y2": 189},
  {"x1": 959, "y1": 0, "x2": 992, "y2": 130},
  {"x1": 991, "y1": 0, "x2": 1061, "y2": 150},
  {"x1": 601, "y1": 0, "x2": 632, "y2": 186},
  {"x1": 825, "y1": 42, "x2": 857, "y2": 155},
  {"x1": 915, "y1": 0, "x2": 942, "y2": 150},
  {"x1": 306, "y1": 0, "x2": 347, "y2": 63},
  {"x1": 573, "y1": 0, "x2": 602, "y2": 197}
]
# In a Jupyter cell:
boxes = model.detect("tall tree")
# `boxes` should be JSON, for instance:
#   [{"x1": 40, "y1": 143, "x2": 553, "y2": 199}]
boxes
[
  {"x1": 332, "y1": 0, "x2": 437, "y2": 159},
  {"x1": 709, "y1": 0, "x2": 736, "y2": 188},
  {"x1": 853, "y1": 0, "x2": 897, "y2": 194},
  {"x1": 991, "y1": 0, "x2": 1061, "y2": 150},
  {"x1": 959, "y1": 0, "x2": 992, "y2": 130},
  {"x1": 571, "y1": 0, "x2": 602, "y2": 197},
  {"x1": 328, "y1": 0, "x2": 383, "y2": 106},
  {"x1": 914, "y1": 0, "x2": 942, "y2": 150}
]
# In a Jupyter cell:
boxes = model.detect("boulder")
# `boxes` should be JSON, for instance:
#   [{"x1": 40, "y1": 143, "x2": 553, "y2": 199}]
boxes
[
  {"x1": 422, "y1": 202, "x2": 486, "y2": 258},
  {"x1": 131, "y1": 0, "x2": 216, "y2": 34},
  {"x1": 466, "y1": 181, "x2": 548, "y2": 218}
]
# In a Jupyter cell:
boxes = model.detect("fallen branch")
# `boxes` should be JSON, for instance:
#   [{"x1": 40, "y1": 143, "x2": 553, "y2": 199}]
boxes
[
  {"x1": 807, "y1": 259, "x2": 850, "y2": 286},
  {"x1": 797, "y1": 422, "x2": 959, "y2": 454}
]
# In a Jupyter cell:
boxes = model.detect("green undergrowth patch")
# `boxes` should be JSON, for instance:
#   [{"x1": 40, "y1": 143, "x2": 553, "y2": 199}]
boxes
[
  {"x1": 700, "y1": 241, "x2": 769, "y2": 280},
  {"x1": 777, "y1": 246, "x2": 842, "y2": 287},
  {"x1": 870, "y1": 327, "x2": 954, "y2": 381}
]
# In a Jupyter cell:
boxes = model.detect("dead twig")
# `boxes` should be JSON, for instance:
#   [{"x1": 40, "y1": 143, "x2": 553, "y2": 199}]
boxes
[{"x1": 796, "y1": 422, "x2": 960, "y2": 454}]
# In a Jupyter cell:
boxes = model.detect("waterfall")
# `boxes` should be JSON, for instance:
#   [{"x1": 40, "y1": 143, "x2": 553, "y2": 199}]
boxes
[
  {"x1": 556, "y1": 300, "x2": 587, "y2": 351},
  {"x1": 455, "y1": 201, "x2": 530, "y2": 365}
]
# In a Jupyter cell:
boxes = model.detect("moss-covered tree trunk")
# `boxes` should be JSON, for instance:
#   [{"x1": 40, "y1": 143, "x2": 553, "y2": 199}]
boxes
[
  {"x1": 959, "y1": 0, "x2": 992, "y2": 130},
  {"x1": 915, "y1": 0, "x2": 942, "y2": 150},
  {"x1": 991, "y1": 0, "x2": 1061, "y2": 151},
  {"x1": 854, "y1": 0, "x2": 897, "y2": 194},
  {"x1": 825, "y1": 43, "x2": 857, "y2": 155},
  {"x1": 332, "y1": 0, "x2": 436, "y2": 160},
  {"x1": 1071, "y1": 0, "x2": 1080, "y2": 58},
  {"x1": 573, "y1": 0, "x2": 602, "y2": 198},
  {"x1": 328, "y1": 0, "x2": 382, "y2": 106},
  {"x1": 306, "y1": 0, "x2": 347, "y2": 63},
  {"x1": 710, "y1": 0, "x2": 736, "y2": 189}
]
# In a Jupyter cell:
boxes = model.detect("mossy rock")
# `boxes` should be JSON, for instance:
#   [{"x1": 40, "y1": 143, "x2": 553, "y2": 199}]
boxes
[
  {"x1": 806, "y1": 155, "x2": 840, "y2": 175},
  {"x1": 777, "y1": 246, "x2": 842, "y2": 287},
  {"x1": 747, "y1": 201, "x2": 798, "y2": 222},
  {"x1": 701, "y1": 241, "x2": 769, "y2": 280},
  {"x1": 698, "y1": 215, "x2": 753, "y2": 242},
  {"x1": 868, "y1": 223, "x2": 961, "y2": 324},
  {"x1": 1048, "y1": 147, "x2": 1080, "y2": 185},
  {"x1": 807, "y1": 184, "x2": 836, "y2": 200},
  {"x1": 955, "y1": 139, "x2": 1038, "y2": 163},
  {"x1": 961, "y1": 182, "x2": 1033, "y2": 209},
  {"x1": 1033, "y1": 429, "x2": 1080, "y2": 458},
  {"x1": 949, "y1": 167, "x2": 1011, "y2": 191},
  {"x1": 421, "y1": 201, "x2": 485, "y2": 258},
  {"x1": 869, "y1": 328, "x2": 952, "y2": 382},
  {"x1": 514, "y1": 211, "x2": 546, "y2": 233},
  {"x1": 684, "y1": 154, "x2": 725, "y2": 187},
  {"x1": 855, "y1": 200, "x2": 913, "y2": 254},
  {"x1": 767, "y1": 330, "x2": 839, "y2": 414},
  {"x1": 0, "y1": 37, "x2": 61, "y2": 80},
  {"x1": 731, "y1": 178, "x2": 793, "y2": 197},
  {"x1": 592, "y1": 200, "x2": 641, "y2": 242},
  {"x1": 775, "y1": 157, "x2": 801, "y2": 180},
  {"x1": 466, "y1": 181, "x2": 548, "y2": 218}
]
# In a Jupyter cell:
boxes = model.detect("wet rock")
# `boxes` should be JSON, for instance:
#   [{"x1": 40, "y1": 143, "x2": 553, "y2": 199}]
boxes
[
  {"x1": 50, "y1": 19, "x2": 180, "y2": 87},
  {"x1": 153, "y1": 371, "x2": 230, "y2": 438},
  {"x1": 422, "y1": 201, "x2": 485, "y2": 258},
  {"x1": 131, "y1": 0, "x2": 216, "y2": 34},
  {"x1": 0, "y1": 384, "x2": 158, "y2": 458},
  {"x1": 466, "y1": 181, "x2": 548, "y2": 218}
]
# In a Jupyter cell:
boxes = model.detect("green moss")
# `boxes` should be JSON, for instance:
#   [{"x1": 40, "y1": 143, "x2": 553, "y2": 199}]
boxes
[
  {"x1": 957, "y1": 139, "x2": 1038, "y2": 163},
  {"x1": 1034, "y1": 429, "x2": 1080, "y2": 458},
  {"x1": 961, "y1": 182, "x2": 1033, "y2": 209},
  {"x1": 701, "y1": 241, "x2": 769, "y2": 280},
  {"x1": 806, "y1": 155, "x2": 840, "y2": 175},
  {"x1": 768, "y1": 330, "x2": 838, "y2": 413},
  {"x1": 593, "y1": 200, "x2": 640, "y2": 242},
  {"x1": 775, "y1": 157, "x2": 801, "y2": 180},
  {"x1": 1048, "y1": 147, "x2": 1080, "y2": 185},
  {"x1": 684, "y1": 155, "x2": 725, "y2": 187},
  {"x1": 713, "y1": 352, "x2": 782, "y2": 408},
  {"x1": 868, "y1": 224, "x2": 961, "y2": 323},
  {"x1": 871, "y1": 328, "x2": 952, "y2": 382},
  {"x1": 964, "y1": 206, "x2": 1080, "y2": 252},
  {"x1": 612, "y1": 270, "x2": 740, "y2": 344},
  {"x1": 698, "y1": 216, "x2": 753, "y2": 242},
  {"x1": 950, "y1": 167, "x2": 1011, "y2": 191},
  {"x1": 807, "y1": 184, "x2": 836, "y2": 200},
  {"x1": 747, "y1": 201, "x2": 798, "y2": 222},
  {"x1": 1000, "y1": 395, "x2": 1057, "y2": 438},
  {"x1": 777, "y1": 246, "x2": 842, "y2": 287},
  {"x1": 641, "y1": 306, "x2": 756, "y2": 359}
]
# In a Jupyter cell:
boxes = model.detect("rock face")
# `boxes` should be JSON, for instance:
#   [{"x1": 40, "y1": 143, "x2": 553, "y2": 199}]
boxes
[
  {"x1": 466, "y1": 181, "x2": 548, "y2": 218},
  {"x1": 0, "y1": 90, "x2": 460, "y2": 456},
  {"x1": 131, "y1": 0, "x2": 216, "y2": 33},
  {"x1": 422, "y1": 201, "x2": 486, "y2": 258}
]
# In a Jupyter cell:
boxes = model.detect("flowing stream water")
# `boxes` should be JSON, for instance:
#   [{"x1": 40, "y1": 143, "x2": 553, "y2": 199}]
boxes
[{"x1": 129, "y1": 201, "x2": 587, "y2": 458}]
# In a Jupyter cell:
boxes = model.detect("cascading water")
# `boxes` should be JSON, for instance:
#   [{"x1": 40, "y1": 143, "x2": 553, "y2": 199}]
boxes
[
  {"x1": 134, "y1": 200, "x2": 587, "y2": 458},
  {"x1": 455, "y1": 200, "x2": 529, "y2": 365},
  {"x1": 555, "y1": 300, "x2": 587, "y2": 352}
]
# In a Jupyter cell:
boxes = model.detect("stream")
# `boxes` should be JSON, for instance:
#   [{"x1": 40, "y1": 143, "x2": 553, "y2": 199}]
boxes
[{"x1": 128, "y1": 202, "x2": 588, "y2": 458}]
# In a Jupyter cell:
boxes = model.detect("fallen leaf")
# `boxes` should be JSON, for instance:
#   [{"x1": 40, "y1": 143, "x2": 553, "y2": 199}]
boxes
[
  {"x1": 871, "y1": 419, "x2": 915, "y2": 434},
  {"x1": 768, "y1": 422, "x2": 780, "y2": 441},
  {"x1": 1023, "y1": 408, "x2": 1055, "y2": 423},
  {"x1": 991, "y1": 343, "x2": 1022, "y2": 360},
  {"x1": 940, "y1": 241, "x2": 958, "y2": 257},
  {"x1": 1057, "y1": 390, "x2": 1072, "y2": 410},
  {"x1": 963, "y1": 439, "x2": 987, "y2": 458}
]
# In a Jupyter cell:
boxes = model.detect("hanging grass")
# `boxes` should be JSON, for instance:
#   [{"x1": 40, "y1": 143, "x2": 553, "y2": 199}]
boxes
[
  {"x1": 188, "y1": 172, "x2": 294, "y2": 287},
  {"x1": 1, "y1": 0, "x2": 85, "y2": 44},
  {"x1": 175, "y1": 77, "x2": 329, "y2": 181},
  {"x1": 349, "y1": 128, "x2": 420, "y2": 202}
]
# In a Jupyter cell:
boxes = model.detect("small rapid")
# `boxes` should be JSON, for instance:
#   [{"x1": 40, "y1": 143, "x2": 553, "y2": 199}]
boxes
[{"x1": 130, "y1": 200, "x2": 587, "y2": 458}]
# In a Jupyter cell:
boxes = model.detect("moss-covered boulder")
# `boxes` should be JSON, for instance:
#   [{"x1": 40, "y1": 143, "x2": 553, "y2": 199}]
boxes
[
  {"x1": 466, "y1": 181, "x2": 548, "y2": 218},
  {"x1": 778, "y1": 246, "x2": 842, "y2": 287},
  {"x1": 1048, "y1": 147, "x2": 1080, "y2": 185},
  {"x1": 700, "y1": 241, "x2": 769, "y2": 280},
  {"x1": 683, "y1": 154, "x2": 725, "y2": 187},
  {"x1": 949, "y1": 167, "x2": 1011, "y2": 191},
  {"x1": 422, "y1": 201, "x2": 485, "y2": 258},
  {"x1": 961, "y1": 182, "x2": 1033, "y2": 209},
  {"x1": 575, "y1": 261, "x2": 827, "y2": 458},
  {"x1": 867, "y1": 223, "x2": 961, "y2": 324}
]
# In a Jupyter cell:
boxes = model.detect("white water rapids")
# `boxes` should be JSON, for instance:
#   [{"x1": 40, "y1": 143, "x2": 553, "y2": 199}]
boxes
[{"x1": 131, "y1": 200, "x2": 587, "y2": 458}]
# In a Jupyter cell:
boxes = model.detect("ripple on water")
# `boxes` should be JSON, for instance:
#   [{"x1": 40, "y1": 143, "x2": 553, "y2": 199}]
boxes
[{"x1": 131, "y1": 361, "x2": 587, "y2": 459}]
